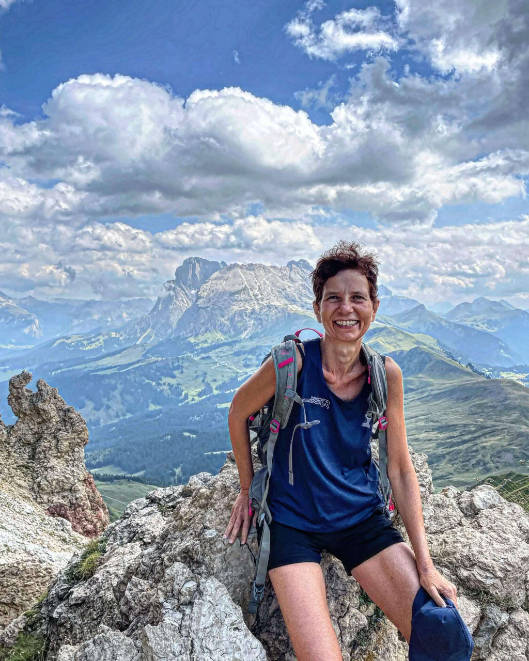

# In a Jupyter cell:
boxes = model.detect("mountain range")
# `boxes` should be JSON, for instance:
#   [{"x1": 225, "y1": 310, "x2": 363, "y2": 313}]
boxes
[
  {"x1": 0, "y1": 256, "x2": 527, "y2": 491},
  {"x1": 0, "y1": 291, "x2": 153, "y2": 353},
  {"x1": 446, "y1": 297, "x2": 529, "y2": 363},
  {"x1": 384, "y1": 303, "x2": 522, "y2": 366}
]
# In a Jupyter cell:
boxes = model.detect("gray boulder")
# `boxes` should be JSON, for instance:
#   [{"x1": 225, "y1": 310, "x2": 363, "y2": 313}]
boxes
[{"x1": 24, "y1": 447, "x2": 529, "y2": 660}]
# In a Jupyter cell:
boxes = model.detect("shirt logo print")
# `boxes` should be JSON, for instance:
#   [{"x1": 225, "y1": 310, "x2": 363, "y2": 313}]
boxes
[{"x1": 303, "y1": 396, "x2": 331, "y2": 409}]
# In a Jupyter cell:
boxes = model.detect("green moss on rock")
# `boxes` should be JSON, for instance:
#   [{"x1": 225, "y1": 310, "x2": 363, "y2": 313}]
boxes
[
  {"x1": 65, "y1": 537, "x2": 107, "y2": 583},
  {"x1": 0, "y1": 632, "x2": 46, "y2": 661}
]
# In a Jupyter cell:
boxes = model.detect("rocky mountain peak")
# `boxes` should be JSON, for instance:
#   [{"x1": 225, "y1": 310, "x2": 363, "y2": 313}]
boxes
[
  {"x1": 123, "y1": 257, "x2": 226, "y2": 343},
  {"x1": 449, "y1": 297, "x2": 514, "y2": 318},
  {"x1": 173, "y1": 257, "x2": 226, "y2": 293},
  {"x1": 286, "y1": 258, "x2": 312, "y2": 272},
  {"x1": 175, "y1": 260, "x2": 315, "y2": 338},
  {"x1": 472, "y1": 297, "x2": 514, "y2": 313},
  {"x1": 393, "y1": 302, "x2": 430, "y2": 322},
  {"x1": 377, "y1": 283, "x2": 393, "y2": 297}
]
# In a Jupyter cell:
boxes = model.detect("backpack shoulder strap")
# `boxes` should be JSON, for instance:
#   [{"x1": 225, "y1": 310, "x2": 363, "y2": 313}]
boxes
[
  {"x1": 249, "y1": 338, "x2": 303, "y2": 614},
  {"x1": 270, "y1": 339, "x2": 302, "y2": 428},
  {"x1": 361, "y1": 343, "x2": 395, "y2": 519},
  {"x1": 361, "y1": 342, "x2": 387, "y2": 418}
]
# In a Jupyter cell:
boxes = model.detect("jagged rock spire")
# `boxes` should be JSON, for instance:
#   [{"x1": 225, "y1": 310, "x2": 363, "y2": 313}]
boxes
[{"x1": 2, "y1": 370, "x2": 108, "y2": 537}]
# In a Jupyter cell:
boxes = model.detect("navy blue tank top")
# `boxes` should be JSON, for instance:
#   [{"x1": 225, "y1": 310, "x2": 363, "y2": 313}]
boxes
[{"x1": 268, "y1": 338, "x2": 384, "y2": 531}]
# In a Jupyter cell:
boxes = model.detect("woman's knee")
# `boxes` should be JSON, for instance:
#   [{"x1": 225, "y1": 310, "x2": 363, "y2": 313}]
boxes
[{"x1": 409, "y1": 587, "x2": 474, "y2": 660}]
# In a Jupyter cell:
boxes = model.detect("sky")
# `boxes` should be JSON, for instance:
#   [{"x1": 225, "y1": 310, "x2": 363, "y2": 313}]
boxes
[{"x1": 0, "y1": 0, "x2": 528, "y2": 308}]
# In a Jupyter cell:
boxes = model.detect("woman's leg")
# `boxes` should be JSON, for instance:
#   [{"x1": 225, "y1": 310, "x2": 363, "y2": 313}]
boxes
[
  {"x1": 268, "y1": 562, "x2": 343, "y2": 661},
  {"x1": 351, "y1": 542, "x2": 474, "y2": 659},
  {"x1": 350, "y1": 541, "x2": 420, "y2": 641}
]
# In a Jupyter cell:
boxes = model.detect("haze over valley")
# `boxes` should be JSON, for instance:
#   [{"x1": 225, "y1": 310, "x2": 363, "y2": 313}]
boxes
[{"x1": 0, "y1": 256, "x2": 527, "y2": 517}]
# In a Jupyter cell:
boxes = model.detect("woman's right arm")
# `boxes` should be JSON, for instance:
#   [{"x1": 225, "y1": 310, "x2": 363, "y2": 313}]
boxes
[{"x1": 223, "y1": 345, "x2": 303, "y2": 545}]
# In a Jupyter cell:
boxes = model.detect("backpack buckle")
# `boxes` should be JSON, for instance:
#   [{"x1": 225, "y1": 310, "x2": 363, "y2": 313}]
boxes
[
  {"x1": 258, "y1": 511, "x2": 271, "y2": 527},
  {"x1": 378, "y1": 416, "x2": 388, "y2": 431},
  {"x1": 270, "y1": 418, "x2": 280, "y2": 434}
]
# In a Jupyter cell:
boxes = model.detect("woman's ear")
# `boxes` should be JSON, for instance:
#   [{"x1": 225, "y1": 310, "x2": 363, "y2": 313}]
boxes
[{"x1": 313, "y1": 300, "x2": 321, "y2": 322}]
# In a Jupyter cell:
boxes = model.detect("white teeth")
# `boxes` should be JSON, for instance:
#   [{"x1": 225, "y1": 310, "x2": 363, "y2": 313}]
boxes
[{"x1": 335, "y1": 320, "x2": 358, "y2": 327}]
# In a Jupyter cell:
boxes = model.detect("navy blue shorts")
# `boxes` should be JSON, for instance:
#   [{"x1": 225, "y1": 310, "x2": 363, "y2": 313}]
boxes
[{"x1": 267, "y1": 508, "x2": 404, "y2": 575}]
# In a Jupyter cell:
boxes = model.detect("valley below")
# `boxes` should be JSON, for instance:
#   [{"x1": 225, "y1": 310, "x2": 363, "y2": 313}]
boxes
[{"x1": 1, "y1": 257, "x2": 528, "y2": 515}]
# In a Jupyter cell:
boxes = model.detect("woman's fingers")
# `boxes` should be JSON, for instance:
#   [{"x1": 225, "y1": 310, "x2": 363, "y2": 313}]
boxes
[
  {"x1": 424, "y1": 582, "x2": 446, "y2": 608},
  {"x1": 224, "y1": 497, "x2": 249, "y2": 544},
  {"x1": 419, "y1": 566, "x2": 459, "y2": 609},
  {"x1": 439, "y1": 582, "x2": 459, "y2": 608},
  {"x1": 223, "y1": 506, "x2": 238, "y2": 538},
  {"x1": 241, "y1": 511, "x2": 251, "y2": 545},
  {"x1": 228, "y1": 509, "x2": 242, "y2": 543}
]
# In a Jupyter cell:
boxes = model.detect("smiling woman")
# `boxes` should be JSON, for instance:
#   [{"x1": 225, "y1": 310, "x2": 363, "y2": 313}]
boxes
[
  {"x1": 314, "y1": 269, "x2": 378, "y2": 347},
  {"x1": 224, "y1": 240, "x2": 474, "y2": 660}
]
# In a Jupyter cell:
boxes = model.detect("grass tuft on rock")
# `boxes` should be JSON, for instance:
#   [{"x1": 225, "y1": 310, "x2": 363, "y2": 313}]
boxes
[
  {"x1": 0, "y1": 632, "x2": 46, "y2": 661},
  {"x1": 65, "y1": 537, "x2": 107, "y2": 583}
]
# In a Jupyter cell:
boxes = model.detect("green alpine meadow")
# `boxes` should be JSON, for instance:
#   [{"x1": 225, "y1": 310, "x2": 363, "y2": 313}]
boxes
[{"x1": 1, "y1": 258, "x2": 527, "y2": 514}]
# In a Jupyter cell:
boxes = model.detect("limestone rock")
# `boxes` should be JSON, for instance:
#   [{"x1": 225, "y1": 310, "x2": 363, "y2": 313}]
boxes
[
  {"x1": 0, "y1": 489, "x2": 85, "y2": 630},
  {"x1": 485, "y1": 608, "x2": 529, "y2": 661},
  {"x1": 1, "y1": 370, "x2": 108, "y2": 537},
  {"x1": 5, "y1": 445, "x2": 528, "y2": 660},
  {"x1": 0, "y1": 370, "x2": 109, "y2": 633}
]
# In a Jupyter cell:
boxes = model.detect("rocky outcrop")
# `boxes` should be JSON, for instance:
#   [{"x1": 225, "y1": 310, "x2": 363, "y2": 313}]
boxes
[
  {"x1": 0, "y1": 487, "x2": 85, "y2": 631},
  {"x1": 13, "y1": 445, "x2": 528, "y2": 660},
  {"x1": 0, "y1": 371, "x2": 109, "y2": 633},
  {"x1": 1, "y1": 371, "x2": 108, "y2": 538}
]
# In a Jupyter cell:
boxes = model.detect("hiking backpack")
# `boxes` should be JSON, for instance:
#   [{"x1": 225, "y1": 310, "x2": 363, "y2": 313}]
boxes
[{"x1": 246, "y1": 329, "x2": 395, "y2": 614}]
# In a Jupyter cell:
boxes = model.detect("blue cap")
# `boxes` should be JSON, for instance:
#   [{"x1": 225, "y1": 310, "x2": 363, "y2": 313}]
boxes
[{"x1": 409, "y1": 587, "x2": 474, "y2": 660}]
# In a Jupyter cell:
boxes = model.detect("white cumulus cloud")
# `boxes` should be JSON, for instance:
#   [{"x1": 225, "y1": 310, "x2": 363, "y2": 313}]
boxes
[
  {"x1": 1, "y1": 207, "x2": 528, "y2": 310},
  {"x1": 396, "y1": 0, "x2": 505, "y2": 75},
  {"x1": 2, "y1": 68, "x2": 526, "y2": 229},
  {"x1": 286, "y1": 4, "x2": 398, "y2": 60}
]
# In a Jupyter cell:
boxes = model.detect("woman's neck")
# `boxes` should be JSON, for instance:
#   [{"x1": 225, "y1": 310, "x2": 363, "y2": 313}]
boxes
[{"x1": 320, "y1": 336, "x2": 364, "y2": 382}]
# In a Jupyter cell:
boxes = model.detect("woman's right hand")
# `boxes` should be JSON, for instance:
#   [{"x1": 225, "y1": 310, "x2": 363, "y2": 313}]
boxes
[{"x1": 224, "y1": 490, "x2": 256, "y2": 545}]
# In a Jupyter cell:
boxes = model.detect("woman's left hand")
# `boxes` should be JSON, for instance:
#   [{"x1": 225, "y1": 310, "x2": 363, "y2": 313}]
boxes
[{"x1": 418, "y1": 565, "x2": 458, "y2": 608}]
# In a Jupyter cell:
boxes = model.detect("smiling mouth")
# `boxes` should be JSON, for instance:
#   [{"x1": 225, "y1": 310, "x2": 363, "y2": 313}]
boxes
[{"x1": 334, "y1": 320, "x2": 359, "y2": 327}]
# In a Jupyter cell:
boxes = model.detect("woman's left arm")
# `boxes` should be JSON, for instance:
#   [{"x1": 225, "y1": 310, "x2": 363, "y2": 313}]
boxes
[{"x1": 384, "y1": 356, "x2": 458, "y2": 607}]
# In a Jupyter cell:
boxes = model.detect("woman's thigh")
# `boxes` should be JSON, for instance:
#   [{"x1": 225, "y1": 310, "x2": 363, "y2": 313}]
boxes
[
  {"x1": 351, "y1": 541, "x2": 420, "y2": 642},
  {"x1": 268, "y1": 562, "x2": 343, "y2": 661}
]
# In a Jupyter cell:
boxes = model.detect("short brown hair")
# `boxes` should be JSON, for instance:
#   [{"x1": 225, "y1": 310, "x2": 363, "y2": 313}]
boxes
[{"x1": 311, "y1": 241, "x2": 379, "y2": 304}]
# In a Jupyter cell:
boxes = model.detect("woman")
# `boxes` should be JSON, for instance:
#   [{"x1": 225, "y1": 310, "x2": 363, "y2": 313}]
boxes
[{"x1": 224, "y1": 241, "x2": 473, "y2": 660}]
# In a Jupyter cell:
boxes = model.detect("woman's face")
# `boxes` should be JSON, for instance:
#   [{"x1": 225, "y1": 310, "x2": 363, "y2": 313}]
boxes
[{"x1": 313, "y1": 268, "x2": 379, "y2": 342}]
